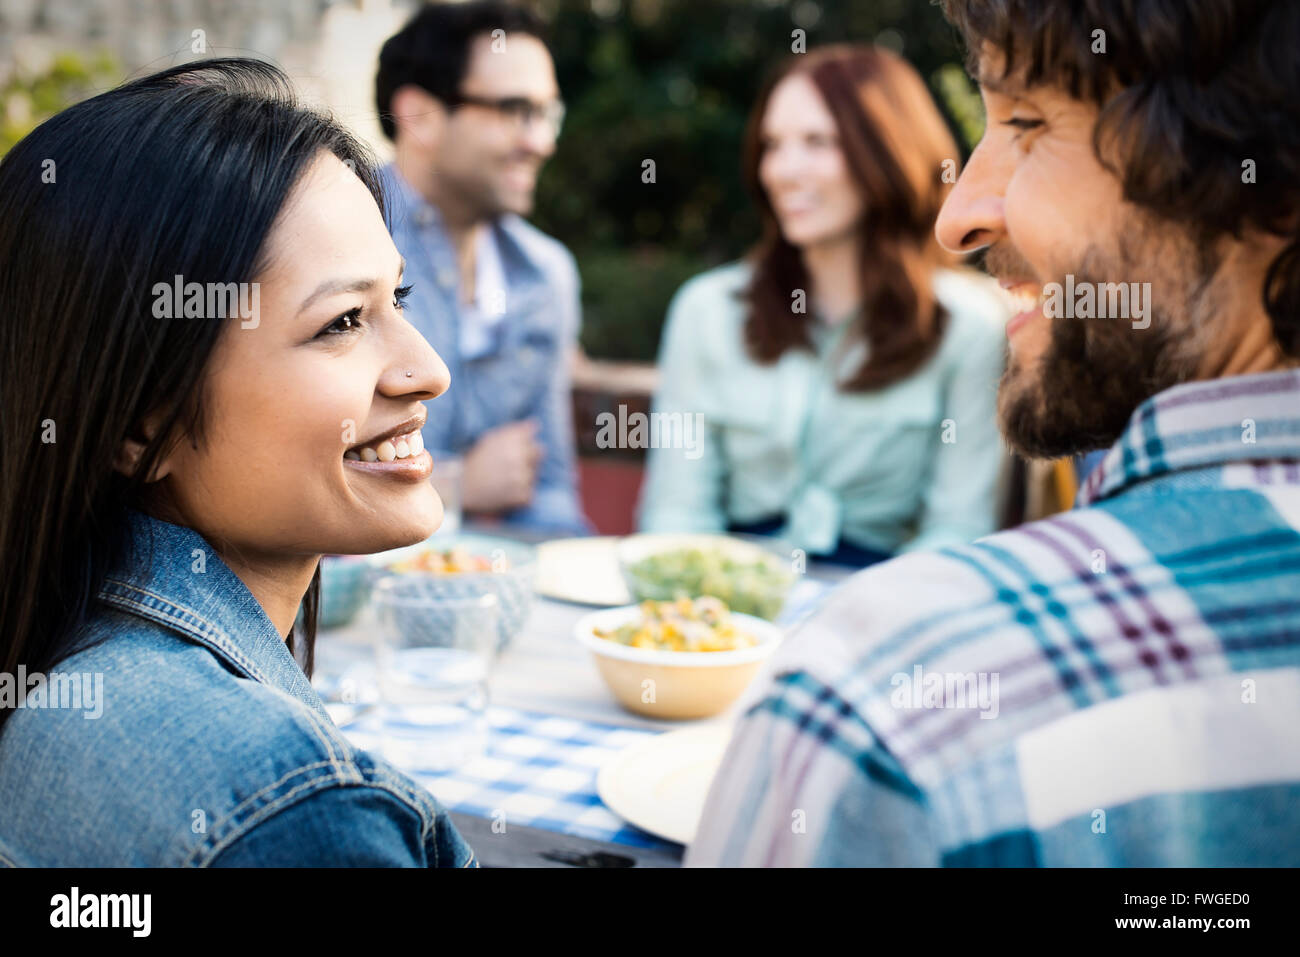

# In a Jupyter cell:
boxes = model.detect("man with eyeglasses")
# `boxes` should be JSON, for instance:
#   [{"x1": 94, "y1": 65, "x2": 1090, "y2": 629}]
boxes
[{"x1": 375, "y1": 0, "x2": 591, "y2": 535}]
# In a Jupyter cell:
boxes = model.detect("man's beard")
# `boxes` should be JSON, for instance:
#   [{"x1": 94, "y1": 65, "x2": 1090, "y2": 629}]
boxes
[
  {"x1": 990, "y1": 237, "x2": 1215, "y2": 460},
  {"x1": 445, "y1": 166, "x2": 531, "y2": 221}
]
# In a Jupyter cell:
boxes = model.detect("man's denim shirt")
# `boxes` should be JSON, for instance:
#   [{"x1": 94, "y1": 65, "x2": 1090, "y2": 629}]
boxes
[
  {"x1": 380, "y1": 163, "x2": 592, "y2": 536},
  {"x1": 0, "y1": 510, "x2": 476, "y2": 867}
]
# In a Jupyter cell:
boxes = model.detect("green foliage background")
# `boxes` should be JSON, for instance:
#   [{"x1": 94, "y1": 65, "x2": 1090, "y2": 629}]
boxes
[
  {"x1": 531, "y1": 0, "x2": 984, "y2": 360},
  {"x1": 1, "y1": 51, "x2": 119, "y2": 155},
  {"x1": 0, "y1": 3, "x2": 984, "y2": 364}
]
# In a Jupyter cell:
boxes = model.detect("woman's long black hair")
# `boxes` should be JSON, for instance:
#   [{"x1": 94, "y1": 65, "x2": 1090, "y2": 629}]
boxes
[{"x1": 0, "y1": 58, "x2": 386, "y2": 735}]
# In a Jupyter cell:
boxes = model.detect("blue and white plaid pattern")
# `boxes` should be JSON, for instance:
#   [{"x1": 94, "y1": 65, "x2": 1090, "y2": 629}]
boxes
[
  {"x1": 334, "y1": 705, "x2": 682, "y2": 852},
  {"x1": 685, "y1": 370, "x2": 1300, "y2": 867}
]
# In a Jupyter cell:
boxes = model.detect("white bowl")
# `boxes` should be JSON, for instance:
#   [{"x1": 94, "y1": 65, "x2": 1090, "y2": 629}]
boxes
[{"x1": 574, "y1": 604, "x2": 784, "y2": 719}]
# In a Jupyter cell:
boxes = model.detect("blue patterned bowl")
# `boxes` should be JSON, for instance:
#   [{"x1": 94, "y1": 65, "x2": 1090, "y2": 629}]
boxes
[
  {"x1": 366, "y1": 534, "x2": 537, "y2": 651},
  {"x1": 317, "y1": 555, "x2": 371, "y2": 628}
]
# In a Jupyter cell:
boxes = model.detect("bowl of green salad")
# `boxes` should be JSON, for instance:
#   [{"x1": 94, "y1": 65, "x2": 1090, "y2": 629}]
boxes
[{"x1": 616, "y1": 533, "x2": 795, "y2": 621}]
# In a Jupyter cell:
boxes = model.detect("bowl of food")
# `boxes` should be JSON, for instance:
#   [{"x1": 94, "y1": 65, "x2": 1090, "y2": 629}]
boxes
[
  {"x1": 574, "y1": 596, "x2": 784, "y2": 720},
  {"x1": 617, "y1": 533, "x2": 795, "y2": 621},
  {"x1": 317, "y1": 555, "x2": 371, "y2": 628},
  {"x1": 368, "y1": 534, "x2": 537, "y2": 651}
]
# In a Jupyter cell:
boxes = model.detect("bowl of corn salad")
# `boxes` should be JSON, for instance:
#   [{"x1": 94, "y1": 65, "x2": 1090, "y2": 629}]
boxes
[{"x1": 574, "y1": 596, "x2": 784, "y2": 719}]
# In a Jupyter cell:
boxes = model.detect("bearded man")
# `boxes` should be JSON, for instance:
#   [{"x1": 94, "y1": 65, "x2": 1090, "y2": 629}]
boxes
[{"x1": 687, "y1": 0, "x2": 1300, "y2": 867}]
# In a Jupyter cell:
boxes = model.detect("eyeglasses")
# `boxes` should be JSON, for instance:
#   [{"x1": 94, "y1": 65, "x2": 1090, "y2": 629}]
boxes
[{"x1": 447, "y1": 93, "x2": 565, "y2": 136}]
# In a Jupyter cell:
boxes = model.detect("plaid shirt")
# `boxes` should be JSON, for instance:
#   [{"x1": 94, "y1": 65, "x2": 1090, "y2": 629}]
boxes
[{"x1": 686, "y1": 369, "x2": 1300, "y2": 866}]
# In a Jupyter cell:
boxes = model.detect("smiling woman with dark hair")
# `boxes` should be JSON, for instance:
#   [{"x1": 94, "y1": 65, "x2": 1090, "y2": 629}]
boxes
[{"x1": 0, "y1": 58, "x2": 474, "y2": 867}]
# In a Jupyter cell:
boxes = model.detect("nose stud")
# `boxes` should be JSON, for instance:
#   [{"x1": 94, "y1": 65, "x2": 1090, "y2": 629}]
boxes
[{"x1": 405, "y1": 370, "x2": 413, "y2": 377}]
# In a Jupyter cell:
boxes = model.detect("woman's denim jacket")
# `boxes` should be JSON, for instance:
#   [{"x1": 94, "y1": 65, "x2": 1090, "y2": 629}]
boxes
[{"x1": 0, "y1": 509, "x2": 475, "y2": 867}]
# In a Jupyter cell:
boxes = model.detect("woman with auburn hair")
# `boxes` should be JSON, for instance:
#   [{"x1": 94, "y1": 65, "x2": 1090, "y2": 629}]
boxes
[{"x1": 638, "y1": 44, "x2": 1009, "y2": 565}]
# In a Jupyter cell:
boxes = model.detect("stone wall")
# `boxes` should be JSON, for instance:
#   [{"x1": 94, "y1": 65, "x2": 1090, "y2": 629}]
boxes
[{"x1": 0, "y1": 0, "x2": 417, "y2": 154}]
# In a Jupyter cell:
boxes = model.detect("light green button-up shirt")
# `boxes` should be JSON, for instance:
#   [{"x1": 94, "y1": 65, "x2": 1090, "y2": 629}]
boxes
[{"x1": 637, "y1": 259, "x2": 1010, "y2": 557}]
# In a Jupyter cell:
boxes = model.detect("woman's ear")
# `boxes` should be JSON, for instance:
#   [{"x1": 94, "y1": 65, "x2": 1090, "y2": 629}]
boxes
[{"x1": 112, "y1": 412, "x2": 175, "y2": 482}]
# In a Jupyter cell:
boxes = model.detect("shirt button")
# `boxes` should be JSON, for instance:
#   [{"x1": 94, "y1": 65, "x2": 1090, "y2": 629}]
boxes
[
  {"x1": 437, "y1": 269, "x2": 456, "y2": 289},
  {"x1": 415, "y1": 208, "x2": 434, "y2": 227}
]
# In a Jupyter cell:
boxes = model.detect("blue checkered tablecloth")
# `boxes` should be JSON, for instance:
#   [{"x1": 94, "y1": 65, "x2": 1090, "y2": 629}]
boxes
[
  {"x1": 329, "y1": 704, "x2": 683, "y2": 853},
  {"x1": 316, "y1": 576, "x2": 839, "y2": 855}
]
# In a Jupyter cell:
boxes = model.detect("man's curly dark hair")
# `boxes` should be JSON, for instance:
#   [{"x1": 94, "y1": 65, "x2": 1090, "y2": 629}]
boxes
[{"x1": 941, "y1": 0, "x2": 1300, "y2": 355}]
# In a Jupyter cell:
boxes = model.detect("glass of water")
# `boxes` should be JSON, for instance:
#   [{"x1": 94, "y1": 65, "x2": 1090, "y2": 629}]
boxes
[{"x1": 369, "y1": 578, "x2": 498, "y2": 772}]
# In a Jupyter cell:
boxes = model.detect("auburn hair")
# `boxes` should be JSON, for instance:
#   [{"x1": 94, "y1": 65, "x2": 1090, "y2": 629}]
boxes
[{"x1": 740, "y1": 44, "x2": 959, "y2": 391}]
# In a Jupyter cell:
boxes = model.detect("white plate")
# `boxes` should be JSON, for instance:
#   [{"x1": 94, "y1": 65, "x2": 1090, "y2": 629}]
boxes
[
  {"x1": 596, "y1": 722, "x2": 735, "y2": 846},
  {"x1": 535, "y1": 536, "x2": 631, "y2": 605}
]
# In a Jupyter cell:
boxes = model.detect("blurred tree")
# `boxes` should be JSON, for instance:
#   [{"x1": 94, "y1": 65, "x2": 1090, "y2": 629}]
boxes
[
  {"x1": 0, "y1": 6, "x2": 983, "y2": 366},
  {"x1": 1, "y1": 51, "x2": 119, "y2": 157},
  {"x1": 531, "y1": 0, "x2": 983, "y2": 361}
]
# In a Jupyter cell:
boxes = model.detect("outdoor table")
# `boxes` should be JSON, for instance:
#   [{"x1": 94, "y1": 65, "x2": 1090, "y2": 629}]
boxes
[{"x1": 312, "y1": 529, "x2": 851, "y2": 867}]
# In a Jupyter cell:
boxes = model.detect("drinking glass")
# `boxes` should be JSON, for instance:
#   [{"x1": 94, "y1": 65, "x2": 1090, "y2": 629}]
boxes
[{"x1": 369, "y1": 578, "x2": 498, "y2": 771}]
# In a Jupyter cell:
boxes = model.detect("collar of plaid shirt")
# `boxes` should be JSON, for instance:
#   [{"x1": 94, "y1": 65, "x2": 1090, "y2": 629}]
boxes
[
  {"x1": 686, "y1": 368, "x2": 1300, "y2": 867},
  {"x1": 1078, "y1": 369, "x2": 1300, "y2": 506}
]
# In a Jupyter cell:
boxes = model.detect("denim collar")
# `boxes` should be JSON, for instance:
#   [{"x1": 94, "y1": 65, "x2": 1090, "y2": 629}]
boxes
[
  {"x1": 95, "y1": 509, "x2": 328, "y2": 719},
  {"x1": 1077, "y1": 369, "x2": 1300, "y2": 506}
]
